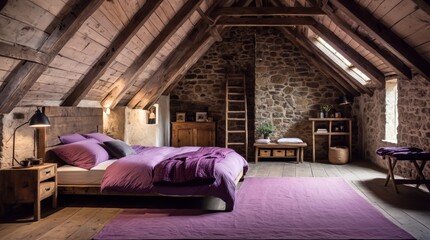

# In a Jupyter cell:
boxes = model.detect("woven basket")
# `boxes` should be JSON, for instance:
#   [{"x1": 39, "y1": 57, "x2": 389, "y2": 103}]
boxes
[{"x1": 329, "y1": 146, "x2": 349, "y2": 164}]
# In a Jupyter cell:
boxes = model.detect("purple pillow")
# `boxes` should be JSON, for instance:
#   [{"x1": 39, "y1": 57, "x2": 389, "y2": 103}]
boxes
[
  {"x1": 83, "y1": 132, "x2": 114, "y2": 142},
  {"x1": 51, "y1": 139, "x2": 109, "y2": 169},
  {"x1": 58, "y1": 133, "x2": 87, "y2": 144}
]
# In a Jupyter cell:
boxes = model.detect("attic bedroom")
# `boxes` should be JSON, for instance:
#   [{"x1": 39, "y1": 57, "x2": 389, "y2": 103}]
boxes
[{"x1": 0, "y1": 0, "x2": 429, "y2": 239}]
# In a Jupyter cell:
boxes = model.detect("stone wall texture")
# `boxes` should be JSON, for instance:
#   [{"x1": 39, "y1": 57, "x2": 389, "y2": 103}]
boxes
[
  {"x1": 254, "y1": 28, "x2": 345, "y2": 160},
  {"x1": 170, "y1": 27, "x2": 256, "y2": 157},
  {"x1": 357, "y1": 75, "x2": 430, "y2": 179},
  {"x1": 171, "y1": 27, "x2": 352, "y2": 161}
]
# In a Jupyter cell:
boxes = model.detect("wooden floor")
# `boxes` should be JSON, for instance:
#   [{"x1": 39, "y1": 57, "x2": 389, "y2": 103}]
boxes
[{"x1": 1, "y1": 160, "x2": 429, "y2": 239}]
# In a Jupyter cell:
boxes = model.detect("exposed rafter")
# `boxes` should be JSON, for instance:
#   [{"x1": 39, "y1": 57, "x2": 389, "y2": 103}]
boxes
[
  {"x1": 60, "y1": 0, "x2": 162, "y2": 107},
  {"x1": 412, "y1": 0, "x2": 430, "y2": 16},
  {"x1": 101, "y1": 0, "x2": 203, "y2": 109},
  {"x1": 309, "y1": 22, "x2": 385, "y2": 87},
  {"x1": 279, "y1": 27, "x2": 359, "y2": 96},
  {"x1": 331, "y1": 0, "x2": 430, "y2": 82},
  {"x1": 0, "y1": 42, "x2": 49, "y2": 65},
  {"x1": 314, "y1": 2, "x2": 412, "y2": 80},
  {"x1": 216, "y1": 16, "x2": 316, "y2": 26},
  {"x1": 0, "y1": 0, "x2": 104, "y2": 113},
  {"x1": 212, "y1": 7, "x2": 325, "y2": 17}
]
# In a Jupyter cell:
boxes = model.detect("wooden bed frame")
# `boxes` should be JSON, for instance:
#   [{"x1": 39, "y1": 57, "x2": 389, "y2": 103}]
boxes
[{"x1": 37, "y1": 106, "x2": 243, "y2": 209}]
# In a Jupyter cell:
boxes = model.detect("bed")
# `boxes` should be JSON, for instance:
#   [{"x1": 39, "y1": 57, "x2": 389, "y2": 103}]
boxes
[{"x1": 39, "y1": 107, "x2": 248, "y2": 211}]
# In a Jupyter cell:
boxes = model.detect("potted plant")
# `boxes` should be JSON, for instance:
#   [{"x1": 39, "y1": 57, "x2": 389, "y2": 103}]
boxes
[
  {"x1": 320, "y1": 104, "x2": 333, "y2": 118},
  {"x1": 257, "y1": 122, "x2": 273, "y2": 139}
]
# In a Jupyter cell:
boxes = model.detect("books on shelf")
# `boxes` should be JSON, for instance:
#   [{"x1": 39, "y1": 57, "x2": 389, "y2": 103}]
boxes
[{"x1": 316, "y1": 128, "x2": 328, "y2": 133}]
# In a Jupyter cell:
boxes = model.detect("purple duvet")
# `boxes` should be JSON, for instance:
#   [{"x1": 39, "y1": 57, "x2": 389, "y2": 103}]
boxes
[{"x1": 101, "y1": 146, "x2": 248, "y2": 210}]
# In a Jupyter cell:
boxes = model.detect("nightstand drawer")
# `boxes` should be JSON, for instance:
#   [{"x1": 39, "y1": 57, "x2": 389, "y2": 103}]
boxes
[
  {"x1": 259, "y1": 149, "x2": 271, "y2": 157},
  {"x1": 273, "y1": 149, "x2": 285, "y2": 157},
  {"x1": 39, "y1": 165, "x2": 55, "y2": 181},
  {"x1": 40, "y1": 182, "x2": 55, "y2": 200}
]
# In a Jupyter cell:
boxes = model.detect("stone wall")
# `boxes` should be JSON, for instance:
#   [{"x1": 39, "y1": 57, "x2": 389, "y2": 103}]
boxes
[
  {"x1": 357, "y1": 75, "x2": 430, "y2": 178},
  {"x1": 254, "y1": 28, "x2": 345, "y2": 160},
  {"x1": 171, "y1": 27, "x2": 353, "y2": 161},
  {"x1": 0, "y1": 107, "x2": 40, "y2": 168},
  {"x1": 170, "y1": 27, "x2": 256, "y2": 155}
]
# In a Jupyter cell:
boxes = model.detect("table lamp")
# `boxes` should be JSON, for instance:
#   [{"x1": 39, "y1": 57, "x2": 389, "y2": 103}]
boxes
[{"x1": 12, "y1": 107, "x2": 50, "y2": 166}]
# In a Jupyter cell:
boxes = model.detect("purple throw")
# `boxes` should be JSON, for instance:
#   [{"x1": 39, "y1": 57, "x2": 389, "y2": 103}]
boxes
[
  {"x1": 153, "y1": 147, "x2": 234, "y2": 184},
  {"x1": 376, "y1": 147, "x2": 423, "y2": 159}
]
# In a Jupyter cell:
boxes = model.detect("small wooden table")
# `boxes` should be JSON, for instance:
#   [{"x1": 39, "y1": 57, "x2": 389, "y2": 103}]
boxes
[{"x1": 254, "y1": 143, "x2": 307, "y2": 164}]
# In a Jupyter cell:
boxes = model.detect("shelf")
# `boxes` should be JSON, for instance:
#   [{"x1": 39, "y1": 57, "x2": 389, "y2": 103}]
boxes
[
  {"x1": 314, "y1": 132, "x2": 349, "y2": 135},
  {"x1": 309, "y1": 118, "x2": 352, "y2": 121}
]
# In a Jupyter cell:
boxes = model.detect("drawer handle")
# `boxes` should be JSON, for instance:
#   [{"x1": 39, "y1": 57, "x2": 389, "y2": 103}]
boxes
[
  {"x1": 45, "y1": 170, "x2": 51, "y2": 175},
  {"x1": 45, "y1": 187, "x2": 51, "y2": 191}
]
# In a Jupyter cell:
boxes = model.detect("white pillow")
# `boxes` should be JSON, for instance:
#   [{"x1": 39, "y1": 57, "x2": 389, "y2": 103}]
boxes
[{"x1": 277, "y1": 138, "x2": 303, "y2": 144}]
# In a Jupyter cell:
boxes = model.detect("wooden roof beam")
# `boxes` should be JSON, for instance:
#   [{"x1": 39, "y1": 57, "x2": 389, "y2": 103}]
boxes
[
  {"x1": 0, "y1": 42, "x2": 50, "y2": 65},
  {"x1": 61, "y1": 0, "x2": 162, "y2": 107},
  {"x1": 216, "y1": 16, "x2": 316, "y2": 26},
  {"x1": 309, "y1": 22, "x2": 385, "y2": 87},
  {"x1": 101, "y1": 0, "x2": 203, "y2": 109},
  {"x1": 314, "y1": 2, "x2": 412, "y2": 80},
  {"x1": 0, "y1": 0, "x2": 103, "y2": 113},
  {"x1": 213, "y1": 7, "x2": 325, "y2": 17},
  {"x1": 331, "y1": 0, "x2": 430, "y2": 82},
  {"x1": 279, "y1": 28, "x2": 359, "y2": 96},
  {"x1": 412, "y1": 0, "x2": 430, "y2": 16}
]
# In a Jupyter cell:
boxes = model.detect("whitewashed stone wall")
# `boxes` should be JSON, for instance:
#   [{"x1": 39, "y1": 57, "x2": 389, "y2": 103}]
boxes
[
  {"x1": 0, "y1": 107, "x2": 40, "y2": 168},
  {"x1": 356, "y1": 75, "x2": 430, "y2": 178}
]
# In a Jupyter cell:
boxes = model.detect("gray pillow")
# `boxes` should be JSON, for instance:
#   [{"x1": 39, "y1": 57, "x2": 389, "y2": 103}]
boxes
[{"x1": 103, "y1": 140, "x2": 136, "y2": 158}]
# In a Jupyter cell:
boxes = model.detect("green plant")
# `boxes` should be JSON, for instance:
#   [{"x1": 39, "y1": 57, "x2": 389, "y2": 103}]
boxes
[
  {"x1": 257, "y1": 122, "x2": 273, "y2": 138},
  {"x1": 320, "y1": 104, "x2": 332, "y2": 113}
]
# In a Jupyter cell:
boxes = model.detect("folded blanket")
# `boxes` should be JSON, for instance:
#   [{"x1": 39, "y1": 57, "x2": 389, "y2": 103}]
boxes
[
  {"x1": 376, "y1": 147, "x2": 423, "y2": 159},
  {"x1": 153, "y1": 147, "x2": 234, "y2": 184}
]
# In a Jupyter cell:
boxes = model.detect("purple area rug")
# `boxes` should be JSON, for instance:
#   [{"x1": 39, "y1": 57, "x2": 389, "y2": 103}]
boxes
[{"x1": 95, "y1": 177, "x2": 413, "y2": 239}]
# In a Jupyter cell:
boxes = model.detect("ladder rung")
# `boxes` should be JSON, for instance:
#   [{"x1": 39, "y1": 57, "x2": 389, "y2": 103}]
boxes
[
  {"x1": 227, "y1": 130, "x2": 246, "y2": 133},
  {"x1": 227, "y1": 142, "x2": 245, "y2": 145},
  {"x1": 228, "y1": 100, "x2": 245, "y2": 102},
  {"x1": 227, "y1": 86, "x2": 243, "y2": 89},
  {"x1": 227, "y1": 110, "x2": 245, "y2": 113},
  {"x1": 228, "y1": 118, "x2": 246, "y2": 120},
  {"x1": 228, "y1": 93, "x2": 243, "y2": 95},
  {"x1": 227, "y1": 76, "x2": 245, "y2": 80}
]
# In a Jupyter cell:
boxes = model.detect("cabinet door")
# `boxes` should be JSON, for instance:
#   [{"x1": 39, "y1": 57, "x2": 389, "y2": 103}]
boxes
[
  {"x1": 195, "y1": 129, "x2": 215, "y2": 146},
  {"x1": 176, "y1": 129, "x2": 193, "y2": 147}
]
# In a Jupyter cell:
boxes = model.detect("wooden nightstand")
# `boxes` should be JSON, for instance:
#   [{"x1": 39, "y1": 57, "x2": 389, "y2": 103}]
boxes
[{"x1": 0, "y1": 163, "x2": 57, "y2": 220}]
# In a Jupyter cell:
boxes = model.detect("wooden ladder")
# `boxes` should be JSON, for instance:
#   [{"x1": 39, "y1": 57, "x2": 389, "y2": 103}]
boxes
[{"x1": 225, "y1": 74, "x2": 248, "y2": 159}]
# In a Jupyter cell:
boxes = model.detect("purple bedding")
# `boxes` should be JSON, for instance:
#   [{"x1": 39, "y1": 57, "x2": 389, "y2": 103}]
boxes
[{"x1": 101, "y1": 146, "x2": 248, "y2": 210}]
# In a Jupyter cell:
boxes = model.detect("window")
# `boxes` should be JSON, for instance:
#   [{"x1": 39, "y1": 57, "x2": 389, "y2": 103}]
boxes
[
  {"x1": 385, "y1": 79, "x2": 398, "y2": 143},
  {"x1": 312, "y1": 36, "x2": 371, "y2": 85}
]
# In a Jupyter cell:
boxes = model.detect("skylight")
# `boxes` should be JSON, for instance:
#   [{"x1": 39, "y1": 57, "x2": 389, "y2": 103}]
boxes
[{"x1": 313, "y1": 36, "x2": 370, "y2": 85}]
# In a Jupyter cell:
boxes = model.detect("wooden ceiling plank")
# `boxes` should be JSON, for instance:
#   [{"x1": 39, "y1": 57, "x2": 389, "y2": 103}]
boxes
[
  {"x1": 216, "y1": 16, "x2": 316, "y2": 26},
  {"x1": 317, "y1": 3, "x2": 412, "y2": 80},
  {"x1": 213, "y1": 7, "x2": 325, "y2": 16},
  {"x1": 101, "y1": 0, "x2": 203, "y2": 109},
  {"x1": 279, "y1": 27, "x2": 359, "y2": 96},
  {"x1": 0, "y1": 42, "x2": 49, "y2": 65},
  {"x1": 309, "y1": 22, "x2": 385, "y2": 87},
  {"x1": 61, "y1": 0, "x2": 162, "y2": 106},
  {"x1": 331, "y1": 0, "x2": 430, "y2": 82},
  {"x1": 0, "y1": 0, "x2": 103, "y2": 113}
]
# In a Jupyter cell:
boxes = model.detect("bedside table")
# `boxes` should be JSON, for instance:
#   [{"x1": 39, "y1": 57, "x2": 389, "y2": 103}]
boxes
[{"x1": 0, "y1": 163, "x2": 57, "y2": 220}]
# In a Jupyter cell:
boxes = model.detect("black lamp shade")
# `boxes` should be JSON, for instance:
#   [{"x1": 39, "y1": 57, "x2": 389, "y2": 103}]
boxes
[{"x1": 29, "y1": 108, "x2": 50, "y2": 127}]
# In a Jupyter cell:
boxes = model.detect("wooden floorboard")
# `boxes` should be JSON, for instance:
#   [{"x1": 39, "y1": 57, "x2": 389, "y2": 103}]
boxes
[{"x1": 0, "y1": 160, "x2": 429, "y2": 239}]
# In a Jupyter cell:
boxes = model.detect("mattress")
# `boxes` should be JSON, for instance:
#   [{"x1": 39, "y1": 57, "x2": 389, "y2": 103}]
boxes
[{"x1": 57, "y1": 160, "x2": 116, "y2": 185}]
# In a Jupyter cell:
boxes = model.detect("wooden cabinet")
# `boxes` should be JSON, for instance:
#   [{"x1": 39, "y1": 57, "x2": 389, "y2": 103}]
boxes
[
  {"x1": 309, "y1": 118, "x2": 352, "y2": 162},
  {"x1": 171, "y1": 122, "x2": 216, "y2": 147},
  {"x1": 0, "y1": 163, "x2": 57, "y2": 220}
]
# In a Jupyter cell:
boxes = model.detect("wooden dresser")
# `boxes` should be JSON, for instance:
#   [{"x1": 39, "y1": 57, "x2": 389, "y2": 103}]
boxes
[
  {"x1": 0, "y1": 163, "x2": 57, "y2": 220},
  {"x1": 171, "y1": 122, "x2": 216, "y2": 147}
]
